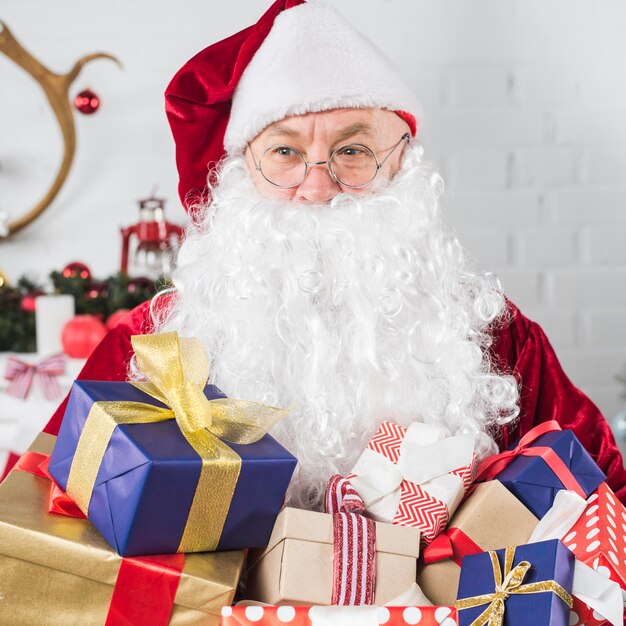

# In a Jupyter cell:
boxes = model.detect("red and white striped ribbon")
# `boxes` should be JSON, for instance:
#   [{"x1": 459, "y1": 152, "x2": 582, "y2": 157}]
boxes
[
  {"x1": 324, "y1": 474, "x2": 376, "y2": 606},
  {"x1": 5, "y1": 353, "x2": 66, "y2": 401}
]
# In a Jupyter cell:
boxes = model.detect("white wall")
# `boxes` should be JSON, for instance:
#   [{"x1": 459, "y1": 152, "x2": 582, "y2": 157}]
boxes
[{"x1": 2, "y1": 0, "x2": 626, "y2": 419}]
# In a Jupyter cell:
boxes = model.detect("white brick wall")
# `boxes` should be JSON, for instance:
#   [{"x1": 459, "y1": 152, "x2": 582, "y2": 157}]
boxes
[{"x1": 2, "y1": 0, "x2": 626, "y2": 424}]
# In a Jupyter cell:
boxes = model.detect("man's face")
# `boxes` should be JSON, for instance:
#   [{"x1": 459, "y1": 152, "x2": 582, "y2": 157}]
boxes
[{"x1": 244, "y1": 108, "x2": 411, "y2": 203}]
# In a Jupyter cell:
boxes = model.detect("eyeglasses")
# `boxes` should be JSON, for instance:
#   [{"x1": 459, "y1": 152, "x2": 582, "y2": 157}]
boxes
[{"x1": 247, "y1": 133, "x2": 411, "y2": 189}]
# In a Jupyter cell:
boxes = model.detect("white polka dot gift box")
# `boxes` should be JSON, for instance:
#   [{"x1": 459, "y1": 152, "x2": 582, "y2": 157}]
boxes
[
  {"x1": 220, "y1": 605, "x2": 458, "y2": 626},
  {"x1": 347, "y1": 421, "x2": 476, "y2": 547},
  {"x1": 568, "y1": 595, "x2": 611, "y2": 626},
  {"x1": 561, "y1": 483, "x2": 626, "y2": 589}
]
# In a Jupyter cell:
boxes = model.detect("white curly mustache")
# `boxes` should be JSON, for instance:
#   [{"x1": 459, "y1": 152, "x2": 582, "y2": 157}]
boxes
[{"x1": 145, "y1": 145, "x2": 519, "y2": 510}]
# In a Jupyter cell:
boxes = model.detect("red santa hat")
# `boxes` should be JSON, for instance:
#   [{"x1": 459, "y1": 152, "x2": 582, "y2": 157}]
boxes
[{"x1": 165, "y1": 0, "x2": 422, "y2": 206}]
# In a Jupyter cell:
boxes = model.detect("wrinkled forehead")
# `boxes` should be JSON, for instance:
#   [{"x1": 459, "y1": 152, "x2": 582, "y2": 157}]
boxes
[{"x1": 251, "y1": 108, "x2": 410, "y2": 146}]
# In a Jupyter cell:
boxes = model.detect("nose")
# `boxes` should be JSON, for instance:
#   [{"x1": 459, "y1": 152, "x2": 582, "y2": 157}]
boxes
[{"x1": 294, "y1": 161, "x2": 341, "y2": 204}]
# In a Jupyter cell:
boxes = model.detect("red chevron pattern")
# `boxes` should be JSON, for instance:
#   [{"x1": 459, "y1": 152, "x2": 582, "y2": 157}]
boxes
[
  {"x1": 450, "y1": 453, "x2": 478, "y2": 491},
  {"x1": 367, "y1": 421, "x2": 407, "y2": 464},
  {"x1": 393, "y1": 480, "x2": 449, "y2": 546}
]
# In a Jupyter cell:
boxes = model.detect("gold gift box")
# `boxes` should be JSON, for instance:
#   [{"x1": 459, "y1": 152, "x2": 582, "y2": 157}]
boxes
[
  {"x1": 417, "y1": 480, "x2": 539, "y2": 605},
  {"x1": 245, "y1": 506, "x2": 420, "y2": 606},
  {"x1": 0, "y1": 433, "x2": 245, "y2": 626}
]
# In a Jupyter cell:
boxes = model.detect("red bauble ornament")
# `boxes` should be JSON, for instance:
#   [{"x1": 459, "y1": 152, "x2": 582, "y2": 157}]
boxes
[
  {"x1": 127, "y1": 277, "x2": 154, "y2": 294},
  {"x1": 74, "y1": 89, "x2": 100, "y2": 114},
  {"x1": 20, "y1": 290, "x2": 46, "y2": 313},
  {"x1": 86, "y1": 280, "x2": 109, "y2": 300},
  {"x1": 62, "y1": 262, "x2": 91, "y2": 280},
  {"x1": 106, "y1": 309, "x2": 130, "y2": 329},
  {"x1": 61, "y1": 315, "x2": 108, "y2": 358}
]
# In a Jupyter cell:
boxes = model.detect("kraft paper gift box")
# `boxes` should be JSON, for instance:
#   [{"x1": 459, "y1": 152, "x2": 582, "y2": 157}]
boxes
[
  {"x1": 488, "y1": 425, "x2": 605, "y2": 519},
  {"x1": 245, "y1": 507, "x2": 421, "y2": 606},
  {"x1": 348, "y1": 421, "x2": 476, "y2": 547},
  {"x1": 455, "y1": 539, "x2": 575, "y2": 626},
  {"x1": 221, "y1": 605, "x2": 458, "y2": 625},
  {"x1": 417, "y1": 480, "x2": 539, "y2": 605},
  {"x1": 0, "y1": 432, "x2": 245, "y2": 626},
  {"x1": 48, "y1": 332, "x2": 297, "y2": 556}
]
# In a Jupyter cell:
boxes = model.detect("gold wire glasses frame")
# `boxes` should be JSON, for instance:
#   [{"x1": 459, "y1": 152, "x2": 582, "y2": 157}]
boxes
[{"x1": 247, "y1": 132, "x2": 411, "y2": 189}]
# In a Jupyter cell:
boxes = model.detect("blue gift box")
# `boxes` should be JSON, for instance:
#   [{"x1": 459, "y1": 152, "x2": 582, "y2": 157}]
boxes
[
  {"x1": 494, "y1": 429, "x2": 605, "y2": 519},
  {"x1": 48, "y1": 380, "x2": 297, "y2": 556},
  {"x1": 456, "y1": 539, "x2": 574, "y2": 626}
]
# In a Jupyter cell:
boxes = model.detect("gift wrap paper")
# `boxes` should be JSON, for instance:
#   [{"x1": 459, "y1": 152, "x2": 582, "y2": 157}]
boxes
[
  {"x1": 349, "y1": 421, "x2": 475, "y2": 546},
  {"x1": 495, "y1": 429, "x2": 605, "y2": 519},
  {"x1": 456, "y1": 539, "x2": 574, "y2": 626},
  {"x1": 49, "y1": 380, "x2": 296, "y2": 555},
  {"x1": 245, "y1": 507, "x2": 420, "y2": 606},
  {"x1": 0, "y1": 433, "x2": 245, "y2": 626},
  {"x1": 561, "y1": 482, "x2": 626, "y2": 590},
  {"x1": 568, "y1": 596, "x2": 610, "y2": 626},
  {"x1": 417, "y1": 480, "x2": 539, "y2": 605},
  {"x1": 221, "y1": 605, "x2": 458, "y2": 626}
]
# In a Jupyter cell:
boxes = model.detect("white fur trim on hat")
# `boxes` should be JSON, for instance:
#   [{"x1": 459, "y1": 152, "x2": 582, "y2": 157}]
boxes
[{"x1": 224, "y1": 2, "x2": 422, "y2": 154}]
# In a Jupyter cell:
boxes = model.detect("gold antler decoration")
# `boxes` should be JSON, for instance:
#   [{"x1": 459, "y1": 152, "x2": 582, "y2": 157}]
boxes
[{"x1": 0, "y1": 21, "x2": 121, "y2": 238}]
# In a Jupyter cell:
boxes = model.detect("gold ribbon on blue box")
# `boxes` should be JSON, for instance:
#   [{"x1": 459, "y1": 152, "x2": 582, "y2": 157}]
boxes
[
  {"x1": 455, "y1": 540, "x2": 573, "y2": 626},
  {"x1": 48, "y1": 331, "x2": 296, "y2": 556}
]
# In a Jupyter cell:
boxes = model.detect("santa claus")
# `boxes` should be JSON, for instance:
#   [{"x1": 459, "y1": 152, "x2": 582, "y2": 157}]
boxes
[{"x1": 45, "y1": 0, "x2": 626, "y2": 508}]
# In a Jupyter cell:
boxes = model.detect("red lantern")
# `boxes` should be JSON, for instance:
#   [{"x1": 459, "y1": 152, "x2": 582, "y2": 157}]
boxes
[{"x1": 120, "y1": 197, "x2": 183, "y2": 280}]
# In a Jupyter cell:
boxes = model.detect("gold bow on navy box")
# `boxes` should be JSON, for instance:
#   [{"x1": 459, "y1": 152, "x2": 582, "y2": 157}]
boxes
[
  {"x1": 455, "y1": 540, "x2": 573, "y2": 626},
  {"x1": 48, "y1": 331, "x2": 297, "y2": 556}
]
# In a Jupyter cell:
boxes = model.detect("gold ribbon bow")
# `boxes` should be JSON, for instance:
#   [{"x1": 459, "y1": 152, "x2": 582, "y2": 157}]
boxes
[
  {"x1": 454, "y1": 545, "x2": 572, "y2": 626},
  {"x1": 65, "y1": 331, "x2": 290, "y2": 552}
]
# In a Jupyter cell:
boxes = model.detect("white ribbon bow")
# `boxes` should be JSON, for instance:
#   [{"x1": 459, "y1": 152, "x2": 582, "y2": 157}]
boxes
[{"x1": 349, "y1": 422, "x2": 475, "y2": 523}]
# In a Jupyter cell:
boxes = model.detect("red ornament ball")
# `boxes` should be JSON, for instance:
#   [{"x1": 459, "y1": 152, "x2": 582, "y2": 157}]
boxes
[
  {"x1": 61, "y1": 315, "x2": 108, "y2": 358},
  {"x1": 20, "y1": 290, "x2": 46, "y2": 313},
  {"x1": 86, "y1": 280, "x2": 109, "y2": 300},
  {"x1": 62, "y1": 262, "x2": 91, "y2": 280},
  {"x1": 106, "y1": 309, "x2": 130, "y2": 329},
  {"x1": 74, "y1": 89, "x2": 100, "y2": 114},
  {"x1": 127, "y1": 277, "x2": 154, "y2": 294}
]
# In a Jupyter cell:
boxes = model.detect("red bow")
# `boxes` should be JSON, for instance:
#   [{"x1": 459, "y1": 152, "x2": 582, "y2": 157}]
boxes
[
  {"x1": 474, "y1": 420, "x2": 586, "y2": 498},
  {"x1": 325, "y1": 475, "x2": 376, "y2": 605},
  {"x1": 422, "y1": 527, "x2": 483, "y2": 566},
  {"x1": 5, "y1": 353, "x2": 66, "y2": 401}
]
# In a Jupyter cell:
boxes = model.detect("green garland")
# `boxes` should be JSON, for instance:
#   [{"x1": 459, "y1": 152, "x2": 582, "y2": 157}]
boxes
[
  {"x1": 0, "y1": 276, "x2": 40, "y2": 352},
  {"x1": 0, "y1": 271, "x2": 161, "y2": 353}
]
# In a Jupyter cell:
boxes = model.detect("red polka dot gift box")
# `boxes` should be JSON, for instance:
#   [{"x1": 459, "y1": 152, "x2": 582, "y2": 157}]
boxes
[
  {"x1": 561, "y1": 482, "x2": 626, "y2": 591},
  {"x1": 220, "y1": 605, "x2": 458, "y2": 626},
  {"x1": 567, "y1": 595, "x2": 611, "y2": 626}
]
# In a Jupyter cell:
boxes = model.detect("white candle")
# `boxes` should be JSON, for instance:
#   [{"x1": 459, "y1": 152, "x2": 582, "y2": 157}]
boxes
[{"x1": 35, "y1": 294, "x2": 75, "y2": 356}]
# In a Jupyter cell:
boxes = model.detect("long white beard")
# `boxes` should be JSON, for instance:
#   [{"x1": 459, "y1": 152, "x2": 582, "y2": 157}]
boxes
[{"x1": 145, "y1": 146, "x2": 519, "y2": 510}]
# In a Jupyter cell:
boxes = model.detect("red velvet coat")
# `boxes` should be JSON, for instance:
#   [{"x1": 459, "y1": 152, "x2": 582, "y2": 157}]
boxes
[{"x1": 43, "y1": 299, "x2": 626, "y2": 504}]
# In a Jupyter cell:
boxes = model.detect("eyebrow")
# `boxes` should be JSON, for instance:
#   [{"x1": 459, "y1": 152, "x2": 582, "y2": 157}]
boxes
[
  {"x1": 265, "y1": 124, "x2": 301, "y2": 138},
  {"x1": 264, "y1": 121, "x2": 376, "y2": 142},
  {"x1": 335, "y1": 122, "x2": 376, "y2": 141}
]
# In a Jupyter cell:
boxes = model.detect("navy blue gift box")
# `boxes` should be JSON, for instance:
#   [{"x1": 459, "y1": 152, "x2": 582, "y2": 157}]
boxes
[
  {"x1": 48, "y1": 380, "x2": 297, "y2": 556},
  {"x1": 494, "y1": 429, "x2": 605, "y2": 519},
  {"x1": 456, "y1": 539, "x2": 574, "y2": 626}
]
